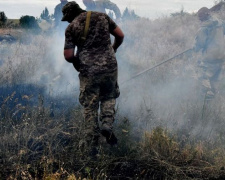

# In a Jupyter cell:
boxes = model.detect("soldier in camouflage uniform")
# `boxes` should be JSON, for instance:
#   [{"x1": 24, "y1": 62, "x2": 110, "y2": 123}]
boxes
[
  {"x1": 53, "y1": 0, "x2": 68, "y2": 28},
  {"x1": 83, "y1": 0, "x2": 121, "y2": 20},
  {"x1": 194, "y1": 7, "x2": 225, "y2": 100},
  {"x1": 62, "y1": 1, "x2": 124, "y2": 155}
]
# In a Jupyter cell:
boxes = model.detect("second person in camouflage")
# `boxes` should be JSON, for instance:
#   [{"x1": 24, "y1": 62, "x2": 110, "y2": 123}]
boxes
[
  {"x1": 53, "y1": 0, "x2": 68, "y2": 31},
  {"x1": 194, "y1": 7, "x2": 225, "y2": 101},
  {"x1": 83, "y1": 0, "x2": 121, "y2": 20}
]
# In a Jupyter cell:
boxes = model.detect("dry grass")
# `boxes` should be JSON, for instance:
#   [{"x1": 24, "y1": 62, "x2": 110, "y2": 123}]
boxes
[
  {"x1": 1, "y1": 101, "x2": 225, "y2": 179},
  {"x1": 0, "y1": 28, "x2": 22, "y2": 37}
]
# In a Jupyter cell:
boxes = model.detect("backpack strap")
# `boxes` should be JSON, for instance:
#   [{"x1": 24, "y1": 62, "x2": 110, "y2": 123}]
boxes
[{"x1": 80, "y1": 11, "x2": 92, "y2": 44}]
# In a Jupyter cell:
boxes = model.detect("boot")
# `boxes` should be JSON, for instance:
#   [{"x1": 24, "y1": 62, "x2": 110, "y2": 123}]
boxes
[{"x1": 101, "y1": 123, "x2": 117, "y2": 146}]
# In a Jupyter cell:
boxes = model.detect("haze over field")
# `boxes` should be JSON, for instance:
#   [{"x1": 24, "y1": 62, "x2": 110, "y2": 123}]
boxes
[
  {"x1": 0, "y1": 0, "x2": 214, "y2": 19},
  {"x1": 2, "y1": 0, "x2": 225, "y2": 179}
]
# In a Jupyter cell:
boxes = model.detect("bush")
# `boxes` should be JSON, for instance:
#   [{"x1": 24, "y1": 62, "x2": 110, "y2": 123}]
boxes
[{"x1": 19, "y1": 15, "x2": 40, "y2": 29}]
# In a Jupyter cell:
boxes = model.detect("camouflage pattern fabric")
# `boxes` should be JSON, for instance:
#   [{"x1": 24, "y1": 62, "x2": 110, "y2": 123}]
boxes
[
  {"x1": 64, "y1": 11, "x2": 120, "y2": 148},
  {"x1": 64, "y1": 11, "x2": 118, "y2": 75},
  {"x1": 195, "y1": 18, "x2": 225, "y2": 61},
  {"x1": 54, "y1": 1, "x2": 68, "y2": 27},
  {"x1": 79, "y1": 71, "x2": 119, "y2": 146},
  {"x1": 84, "y1": 0, "x2": 121, "y2": 19},
  {"x1": 198, "y1": 60, "x2": 223, "y2": 99},
  {"x1": 195, "y1": 18, "x2": 225, "y2": 99}
]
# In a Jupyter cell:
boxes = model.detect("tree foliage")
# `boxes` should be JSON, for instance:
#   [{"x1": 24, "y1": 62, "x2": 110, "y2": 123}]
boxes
[
  {"x1": 0, "y1": 11, "x2": 7, "y2": 25},
  {"x1": 19, "y1": 15, "x2": 40, "y2": 29},
  {"x1": 108, "y1": 11, "x2": 114, "y2": 20},
  {"x1": 122, "y1": 7, "x2": 139, "y2": 21},
  {"x1": 40, "y1": 7, "x2": 51, "y2": 22},
  {"x1": 171, "y1": 7, "x2": 189, "y2": 17}
]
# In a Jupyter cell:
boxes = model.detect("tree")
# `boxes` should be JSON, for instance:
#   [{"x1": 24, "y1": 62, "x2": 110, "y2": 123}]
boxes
[
  {"x1": 170, "y1": 7, "x2": 189, "y2": 17},
  {"x1": 122, "y1": 7, "x2": 139, "y2": 21},
  {"x1": 19, "y1": 15, "x2": 40, "y2": 29},
  {"x1": 0, "y1": 11, "x2": 7, "y2": 25},
  {"x1": 108, "y1": 11, "x2": 114, "y2": 20},
  {"x1": 40, "y1": 7, "x2": 51, "y2": 22}
]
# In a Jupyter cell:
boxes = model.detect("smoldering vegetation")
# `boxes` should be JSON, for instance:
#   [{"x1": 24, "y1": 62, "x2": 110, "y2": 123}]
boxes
[{"x1": 1, "y1": 11, "x2": 225, "y2": 179}]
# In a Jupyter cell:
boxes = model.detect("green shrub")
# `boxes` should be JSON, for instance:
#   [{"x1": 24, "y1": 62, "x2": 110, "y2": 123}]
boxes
[{"x1": 19, "y1": 15, "x2": 40, "y2": 29}]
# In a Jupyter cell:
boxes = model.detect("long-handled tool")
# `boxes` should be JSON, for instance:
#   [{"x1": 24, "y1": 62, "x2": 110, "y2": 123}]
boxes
[{"x1": 121, "y1": 48, "x2": 193, "y2": 86}]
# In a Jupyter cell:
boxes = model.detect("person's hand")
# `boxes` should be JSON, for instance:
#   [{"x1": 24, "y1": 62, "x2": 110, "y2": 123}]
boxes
[
  {"x1": 72, "y1": 56, "x2": 80, "y2": 72},
  {"x1": 112, "y1": 45, "x2": 117, "y2": 53}
]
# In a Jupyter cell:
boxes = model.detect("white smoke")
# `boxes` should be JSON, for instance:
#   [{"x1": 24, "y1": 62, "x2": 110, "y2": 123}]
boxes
[{"x1": 1, "y1": 13, "x2": 225, "y2": 141}]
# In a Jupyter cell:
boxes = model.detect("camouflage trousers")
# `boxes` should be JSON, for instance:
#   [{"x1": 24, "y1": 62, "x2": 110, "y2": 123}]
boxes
[
  {"x1": 79, "y1": 70, "x2": 120, "y2": 147},
  {"x1": 199, "y1": 60, "x2": 223, "y2": 100}
]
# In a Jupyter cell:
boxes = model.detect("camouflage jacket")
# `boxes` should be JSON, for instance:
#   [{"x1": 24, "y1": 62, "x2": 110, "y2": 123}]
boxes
[
  {"x1": 54, "y1": 1, "x2": 68, "y2": 26},
  {"x1": 195, "y1": 17, "x2": 225, "y2": 61},
  {"x1": 64, "y1": 11, "x2": 118, "y2": 76},
  {"x1": 85, "y1": 0, "x2": 121, "y2": 19}
]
